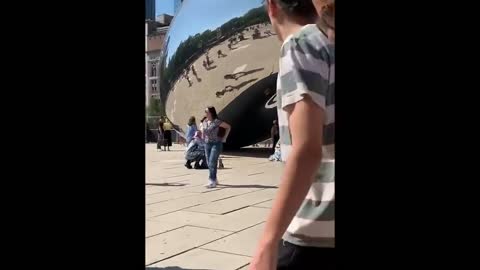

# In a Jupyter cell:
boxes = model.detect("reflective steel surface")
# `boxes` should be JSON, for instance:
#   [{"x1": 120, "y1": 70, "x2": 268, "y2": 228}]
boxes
[{"x1": 159, "y1": 0, "x2": 281, "y2": 149}]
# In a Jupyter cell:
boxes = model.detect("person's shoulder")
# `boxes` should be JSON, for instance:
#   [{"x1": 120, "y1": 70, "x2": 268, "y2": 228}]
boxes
[{"x1": 282, "y1": 24, "x2": 333, "y2": 63}]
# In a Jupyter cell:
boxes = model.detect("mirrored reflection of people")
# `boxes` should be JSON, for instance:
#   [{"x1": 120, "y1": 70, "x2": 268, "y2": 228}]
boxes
[
  {"x1": 203, "y1": 106, "x2": 231, "y2": 188},
  {"x1": 156, "y1": 119, "x2": 164, "y2": 151},
  {"x1": 191, "y1": 64, "x2": 198, "y2": 80},
  {"x1": 184, "y1": 70, "x2": 192, "y2": 87},
  {"x1": 163, "y1": 118, "x2": 173, "y2": 151},
  {"x1": 185, "y1": 116, "x2": 197, "y2": 145},
  {"x1": 271, "y1": 120, "x2": 279, "y2": 154},
  {"x1": 249, "y1": 0, "x2": 335, "y2": 269},
  {"x1": 205, "y1": 54, "x2": 211, "y2": 68}
]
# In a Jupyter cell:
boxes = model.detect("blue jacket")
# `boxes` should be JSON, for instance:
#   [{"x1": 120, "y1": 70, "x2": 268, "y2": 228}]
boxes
[{"x1": 185, "y1": 124, "x2": 197, "y2": 144}]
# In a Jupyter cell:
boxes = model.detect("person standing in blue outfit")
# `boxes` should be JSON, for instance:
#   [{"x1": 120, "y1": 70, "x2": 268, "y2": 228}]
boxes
[
  {"x1": 185, "y1": 116, "x2": 197, "y2": 145},
  {"x1": 203, "y1": 106, "x2": 231, "y2": 188}
]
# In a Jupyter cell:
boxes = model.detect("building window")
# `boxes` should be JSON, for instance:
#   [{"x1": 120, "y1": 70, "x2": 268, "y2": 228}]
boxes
[
  {"x1": 151, "y1": 63, "x2": 157, "y2": 77},
  {"x1": 151, "y1": 79, "x2": 157, "y2": 93}
]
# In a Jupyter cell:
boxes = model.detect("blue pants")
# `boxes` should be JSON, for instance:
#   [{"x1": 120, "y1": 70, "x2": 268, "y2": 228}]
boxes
[{"x1": 205, "y1": 142, "x2": 223, "y2": 182}]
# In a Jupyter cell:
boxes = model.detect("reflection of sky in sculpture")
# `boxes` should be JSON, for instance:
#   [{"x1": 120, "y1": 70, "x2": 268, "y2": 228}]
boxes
[{"x1": 165, "y1": 0, "x2": 264, "y2": 62}]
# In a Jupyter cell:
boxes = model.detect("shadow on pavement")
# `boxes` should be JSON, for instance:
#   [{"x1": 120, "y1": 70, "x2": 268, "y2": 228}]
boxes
[
  {"x1": 146, "y1": 267, "x2": 212, "y2": 270},
  {"x1": 217, "y1": 184, "x2": 277, "y2": 189},
  {"x1": 146, "y1": 183, "x2": 187, "y2": 187},
  {"x1": 223, "y1": 147, "x2": 271, "y2": 158}
]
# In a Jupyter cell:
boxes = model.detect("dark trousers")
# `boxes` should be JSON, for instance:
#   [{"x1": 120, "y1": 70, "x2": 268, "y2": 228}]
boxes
[
  {"x1": 272, "y1": 135, "x2": 280, "y2": 154},
  {"x1": 185, "y1": 155, "x2": 207, "y2": 169},
  {"x1": 277, "y1": 241, "x2": 335, "y2": 270}
]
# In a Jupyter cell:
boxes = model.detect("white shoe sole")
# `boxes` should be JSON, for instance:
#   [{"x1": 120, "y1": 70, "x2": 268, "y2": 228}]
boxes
[{"x1": 205, "y1": 182, "x2": 217, "y2": 188}]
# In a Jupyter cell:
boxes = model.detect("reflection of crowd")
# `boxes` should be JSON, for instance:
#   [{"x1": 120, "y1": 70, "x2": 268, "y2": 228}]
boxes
[
  {"x1": 217, "y1": 50, "x2": 227, "y2": 58},
  {"x1": 176, "y1": 21, "x2": 274, "y2": 96}
]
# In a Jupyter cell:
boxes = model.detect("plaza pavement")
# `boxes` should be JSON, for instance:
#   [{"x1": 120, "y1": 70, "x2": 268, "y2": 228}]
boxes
[{"x1": 146, "y1": 143, "x2": 282, "y2": 269}]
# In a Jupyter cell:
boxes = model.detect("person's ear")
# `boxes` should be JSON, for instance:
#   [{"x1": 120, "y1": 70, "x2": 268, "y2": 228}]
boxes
[{"x1": 266, "y1": 0, "x2": 278, "y2": 19}]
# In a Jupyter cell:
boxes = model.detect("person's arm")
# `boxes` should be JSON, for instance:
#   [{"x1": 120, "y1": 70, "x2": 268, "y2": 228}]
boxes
[
  {"x1": 219, "y1": 121, "x2": 230, "y2": 130},
  {"x1": 219, "y1": 121, "x2": 231, "y2": 142},
  {"x1": 250, "y1": 32, "x2": 330, "y2": 270},
  {"x1": 254, "y1": 96, "x2": 324, "y2": 247}
]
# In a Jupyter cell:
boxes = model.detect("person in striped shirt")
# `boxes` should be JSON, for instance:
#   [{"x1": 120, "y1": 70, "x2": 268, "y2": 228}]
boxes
[{"x1": 250, "y1": 0, "x2": 335, "y2": 269}]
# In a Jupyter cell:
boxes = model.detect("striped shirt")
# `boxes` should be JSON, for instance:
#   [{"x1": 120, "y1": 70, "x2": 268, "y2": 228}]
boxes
[{"x1": 277, "y1": 24, "x2": 335, "y2": 248}]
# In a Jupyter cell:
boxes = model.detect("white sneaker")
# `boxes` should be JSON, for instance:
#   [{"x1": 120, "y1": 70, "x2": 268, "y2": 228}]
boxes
[{"x1": 205, "y1": 181, "x2": 217, "y2": 188}]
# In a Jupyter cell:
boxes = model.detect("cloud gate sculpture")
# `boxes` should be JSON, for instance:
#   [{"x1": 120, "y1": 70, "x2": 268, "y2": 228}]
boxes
[{"x1": 159, "y1": 0, "x2": 281, "y2": 149}]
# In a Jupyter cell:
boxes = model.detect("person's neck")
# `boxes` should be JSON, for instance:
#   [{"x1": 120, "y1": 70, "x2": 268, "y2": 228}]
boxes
[{"x1": 278, "y1": 20, "x2": 310, "y2": 43}]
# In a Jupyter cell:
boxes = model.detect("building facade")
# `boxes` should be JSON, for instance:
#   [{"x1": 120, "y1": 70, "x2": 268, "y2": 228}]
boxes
[
  {"x1": 156, "y1": 13, "x2": 173, "y2": 25},
  {"x1": 145, "y1": 0, "x2": 155, "y2": 20},
  {"x1": 146, "y1": 24, "x2": 169, "y2": 106}
]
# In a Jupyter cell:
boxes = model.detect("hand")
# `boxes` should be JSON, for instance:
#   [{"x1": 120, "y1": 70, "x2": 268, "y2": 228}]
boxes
[{"x1": 248, "y1": 240, "x2": 278, "y2": 270}]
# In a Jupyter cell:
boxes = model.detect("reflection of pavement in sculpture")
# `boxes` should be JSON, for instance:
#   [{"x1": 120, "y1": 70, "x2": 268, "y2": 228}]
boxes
[
  {"x1": 165, "y1": 24, "x2": 279, "y2": 129},
  {"x1": 231, "y1": 44, "x2": 251, "y2": 51},
  {"x1": 232, "y1": 64, "x2": 247, "y2": 74}
]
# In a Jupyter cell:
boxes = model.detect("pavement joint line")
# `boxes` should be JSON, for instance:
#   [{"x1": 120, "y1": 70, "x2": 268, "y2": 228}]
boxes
[
  {"x1": 195, "y1": 220, "x2": 266, "y2": 248},
  {"x1": 146, "y1": 225, "x2": 238, "y2": 266},
  {"x1": 197, "y1": 247, "x2": 252, "y2": 258},
  {"x1": 248, "y1": 172, "x2": 264, "y2": 176},
  {"x1": 164, "y1": 173, "x2": 192, "y2": 179},
  {"x1": 213, "y1": 199, "x2": 272, "y2": 215},
  {"x1": 250, "y1": 205, "x2": 271, "y2": 209},
  {"x1": 146, "y1": 185, "x2": 225, "y2": 200},
  {"x1": 147, "y1": 203, "x2": 203, "y2": 218},
  {"x1": 148, "y1": 221, "x2": 266, "y2": 265},
  {"x1": 146, "y1": 225, "x2": 187, "y2": 239},
  {"x1": 185, "y1": 224, "x2": 236, "y2": 233},
  {"x1": 210, "y1": 188, "x2": 268, "y2": 202},
  {"x1": 145, "y1": 183, "x2": 204, "y2": 196},
  {"x1": 218, "y1": 205, "x2": 250, "y2": 215},
  {"x1": 175, "y1": 189, "x2": 273, "y2": 214},
  {"x1": 235, "y1": 263, "x2": 250, "y2": 270},
  {"x1": 146, "y1": 194, "x2": 197, "y2": 205},
  {"x1": 146, "y1": 246, "x2": 199, "y2": 267}
]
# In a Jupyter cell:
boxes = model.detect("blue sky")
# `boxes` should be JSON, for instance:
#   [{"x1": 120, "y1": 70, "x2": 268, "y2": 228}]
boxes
[
  {"x1": 165, "y1": 0, "x2": 264, "y2": 61},
  {"x1": 156, "y1": 0, "x2": 174, "y2": 16}
]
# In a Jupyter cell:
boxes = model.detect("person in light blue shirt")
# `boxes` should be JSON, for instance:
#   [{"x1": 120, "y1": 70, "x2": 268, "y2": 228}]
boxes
[
  {"x1": 185, "y1": 131, "x2": 207, "y2": 169},
  {"x1": 185, "y1": 116, "x2": 197, "y2": 145}
]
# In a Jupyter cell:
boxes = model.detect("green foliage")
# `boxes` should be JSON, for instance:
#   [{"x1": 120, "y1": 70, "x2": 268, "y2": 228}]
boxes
[{"x1": 147, "y1": 98, "x2": 163, "y2": 117}]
